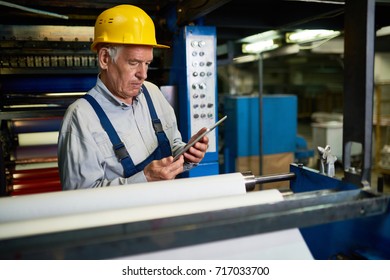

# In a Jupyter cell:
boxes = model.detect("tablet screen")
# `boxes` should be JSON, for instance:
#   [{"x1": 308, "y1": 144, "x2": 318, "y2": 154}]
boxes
[{"x1": 173, "y1": 115, "x2": 227, "y2": 161}]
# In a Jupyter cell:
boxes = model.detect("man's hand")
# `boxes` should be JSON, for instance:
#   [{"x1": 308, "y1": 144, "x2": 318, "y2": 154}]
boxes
[
  {"x1": 144, "y1": 156, "x2": 185, "y2": 181},
  {"x1": 183, "y1": 127, "x2": 209, "y2": 164}
]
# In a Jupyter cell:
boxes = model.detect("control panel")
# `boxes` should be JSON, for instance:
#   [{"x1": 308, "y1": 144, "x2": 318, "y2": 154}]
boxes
[
  {"x1": 186, "y1": 30, "x2": 217, "y2": 152},
  {"x1": 170, "y1": 25, "x2": 219, "y2": 177}
]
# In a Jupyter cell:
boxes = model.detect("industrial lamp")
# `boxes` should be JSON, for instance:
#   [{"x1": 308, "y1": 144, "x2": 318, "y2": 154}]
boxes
[
  {"x1": 240, "y1": 30, "x2": 281, "y2": 54},
  {"x1": 242, "y1": 39, "x2": 280, "y2": 54},
  {"x1": 286, "y1": 29, "x2": 341, "y2": 44}
]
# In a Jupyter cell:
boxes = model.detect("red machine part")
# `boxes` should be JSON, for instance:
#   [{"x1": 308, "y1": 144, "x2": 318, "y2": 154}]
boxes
[{"x1": 10, "y1": 167, "x2": 61, "y2": 195}]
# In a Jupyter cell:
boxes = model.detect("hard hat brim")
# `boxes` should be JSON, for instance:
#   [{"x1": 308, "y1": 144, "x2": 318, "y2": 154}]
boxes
[
  {"x1": 91, "y1": 42, "x2": 170, "y2": 52},
  {"x1": 154, "y1": 43, "x2": 170, "y2": 49}
]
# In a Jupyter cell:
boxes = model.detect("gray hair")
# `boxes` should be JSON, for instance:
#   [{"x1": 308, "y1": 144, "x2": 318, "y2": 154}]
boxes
[{"x1": 106, "y1": 45, "x2": 124, "y2": 63}]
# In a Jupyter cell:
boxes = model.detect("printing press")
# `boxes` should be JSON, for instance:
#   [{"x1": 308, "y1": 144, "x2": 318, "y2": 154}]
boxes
[{"x1": 0, "y1": 25, "x2": 98, "y2": 196}]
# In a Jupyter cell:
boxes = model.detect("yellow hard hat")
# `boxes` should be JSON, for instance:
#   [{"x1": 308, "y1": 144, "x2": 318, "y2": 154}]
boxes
[{"x1": 91, "y1": 4, "x2": 169, "y2": 51}]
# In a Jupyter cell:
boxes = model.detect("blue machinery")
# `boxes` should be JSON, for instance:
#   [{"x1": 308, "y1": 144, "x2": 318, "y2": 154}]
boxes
[{"x1": 223, "y1": 94, "x2": 299, "y2": 174}]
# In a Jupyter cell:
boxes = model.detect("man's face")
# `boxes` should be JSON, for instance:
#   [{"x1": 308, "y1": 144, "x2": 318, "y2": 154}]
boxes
[{"x1": 100, "y1": 45, "x2": 154, "y2": 102}]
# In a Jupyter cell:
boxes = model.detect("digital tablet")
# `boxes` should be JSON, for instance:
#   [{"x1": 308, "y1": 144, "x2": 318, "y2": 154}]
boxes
[{"x1": 173, "y1": 115, "x2": 227, "y2": 161}]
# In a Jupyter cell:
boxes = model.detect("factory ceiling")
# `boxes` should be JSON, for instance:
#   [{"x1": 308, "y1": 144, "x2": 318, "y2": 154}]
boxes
[{"x1": 1, "y1": 0, "x2": 390, "y2": 49}]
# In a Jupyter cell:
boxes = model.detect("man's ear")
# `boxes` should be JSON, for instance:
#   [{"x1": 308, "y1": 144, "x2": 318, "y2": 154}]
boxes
[{"x1": 98, "y1": 48, "x2": 110, "y2": 70}]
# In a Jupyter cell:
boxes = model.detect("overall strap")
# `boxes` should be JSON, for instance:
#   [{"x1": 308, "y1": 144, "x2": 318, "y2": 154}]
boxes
[
  {"x1": 141, "y1": 85, "x2": 172, "y2": 158},
  {"x1": 82, "y1": 94, "x2": 137, "y2": 177}
]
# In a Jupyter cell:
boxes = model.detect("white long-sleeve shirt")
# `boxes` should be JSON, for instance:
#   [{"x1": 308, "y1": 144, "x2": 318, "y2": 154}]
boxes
[{"x1": 58, "y1": 78, "x2": 190, "y2": 190}]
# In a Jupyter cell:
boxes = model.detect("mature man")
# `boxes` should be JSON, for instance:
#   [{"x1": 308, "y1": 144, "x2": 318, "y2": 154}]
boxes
[{"x1": 58, "y1": 5, "x2": 208, "y2": 190}]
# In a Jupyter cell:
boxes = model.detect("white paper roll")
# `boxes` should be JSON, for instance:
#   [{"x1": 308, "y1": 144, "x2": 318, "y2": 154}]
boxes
[
  {"x1": 18, "y1": 131, "x2": 59, "y2": 146},
  {"x1": 0, "y1": 172, "x2": 247, "y2": 223},
  {"x1": 0, "y1": 189, "x2": 280, "y2": 239}
]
